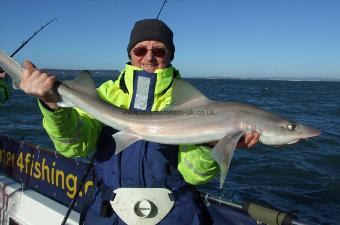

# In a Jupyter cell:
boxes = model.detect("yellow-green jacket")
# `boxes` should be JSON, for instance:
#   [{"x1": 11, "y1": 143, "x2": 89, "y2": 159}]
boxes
[
  {"x1": 0, "y1": 78, "x2": 9, "y2": 104},
  {"x1": 39, "y1": 64, "x2": 218, "y2": 185}
]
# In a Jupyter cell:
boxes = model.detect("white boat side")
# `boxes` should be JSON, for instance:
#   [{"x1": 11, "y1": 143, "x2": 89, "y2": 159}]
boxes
[{"x1": 0, "y1": 174, "x2": 79, "y2": 225}]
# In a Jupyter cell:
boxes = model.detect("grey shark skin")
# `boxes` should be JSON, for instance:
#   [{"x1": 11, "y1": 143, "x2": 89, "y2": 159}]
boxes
[{"x1": 0, "y1": 50, "x2": 321, "y2": 189}]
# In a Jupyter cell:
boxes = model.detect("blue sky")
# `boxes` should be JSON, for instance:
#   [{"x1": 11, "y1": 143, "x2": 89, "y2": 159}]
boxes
[{"x1": 0, "y1": 0, "x2": 339, "y2": 79}]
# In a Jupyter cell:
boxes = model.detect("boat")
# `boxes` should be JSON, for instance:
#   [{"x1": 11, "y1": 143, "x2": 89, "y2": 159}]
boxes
[{"x1": 0, "y1": 134, "x2": 317, "y2": 225}]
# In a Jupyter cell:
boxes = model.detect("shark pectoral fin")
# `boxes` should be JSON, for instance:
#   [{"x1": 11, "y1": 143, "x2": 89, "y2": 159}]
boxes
[
  {"x1": 112, "y1": 131, "x2": 142, "y2": 154},
  {"x1": 211, "y1": 132, "x2": 245, "y2": 189}
]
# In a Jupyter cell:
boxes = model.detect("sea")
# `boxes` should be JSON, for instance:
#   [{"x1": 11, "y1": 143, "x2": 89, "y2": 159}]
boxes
[{"x1": 0, "y1": 71, "x2": 339, "y2": 225}]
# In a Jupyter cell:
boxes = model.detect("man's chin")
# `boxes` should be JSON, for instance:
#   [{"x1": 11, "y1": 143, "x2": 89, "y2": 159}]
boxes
[{"x1": 141, "y1": 67, "x2": 157, "y2": 73}]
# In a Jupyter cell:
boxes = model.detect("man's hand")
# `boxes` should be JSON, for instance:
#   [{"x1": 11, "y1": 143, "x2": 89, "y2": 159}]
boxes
[
  {"x1": 205, "y1": 131, "x2": 260, "y2": 149},
  {"x1": 20, "y1": 60, "x2": 60, "y2": 109},
  {"x1": 236, "y1": 132, "x2": 260, "y2": 148}
]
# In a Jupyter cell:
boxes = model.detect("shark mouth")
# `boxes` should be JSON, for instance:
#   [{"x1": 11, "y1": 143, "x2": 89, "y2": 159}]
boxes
[
  {"x1": 286, "y1": 140, "x2": 299, "y2": 145},
  {"x1": 287, "y1": 136, "x2": 316, "y2": 145}
]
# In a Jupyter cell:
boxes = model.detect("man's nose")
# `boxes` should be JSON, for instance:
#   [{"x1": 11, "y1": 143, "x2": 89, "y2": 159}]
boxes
[{"x1": 144, "y1": 49, "x2": 155, "y2": 60}]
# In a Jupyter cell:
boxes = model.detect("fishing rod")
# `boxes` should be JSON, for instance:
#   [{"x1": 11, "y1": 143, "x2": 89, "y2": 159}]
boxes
[
  {"x1": 0, "y1": 18, "x2": 57, "y2": 73},
  {"x1": 10, "y1": 18, "x2": 57, "y2": 57},
  {"x1": 200, "y1": 192, "x2": 319, "y2": 225},
  {"x1": 156, "y1": 0, "x2": 168, "y2": 19},
  {"x1": 60, "y1": 156, "x2": 95, "y2": 225}
]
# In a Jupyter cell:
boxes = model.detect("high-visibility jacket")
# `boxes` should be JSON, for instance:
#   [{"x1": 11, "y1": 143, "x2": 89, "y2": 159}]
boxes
[
  {"x1": 0, "y1": 78, "x2": 9, "y2": 104},
  {"x1": 39, "y1": 64, "x2": 219, "y2": 224}
]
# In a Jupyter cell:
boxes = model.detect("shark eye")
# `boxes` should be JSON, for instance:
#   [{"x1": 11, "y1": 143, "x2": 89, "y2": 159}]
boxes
[{"x1": 287, "y1": 123, "x2": 297, "y2": 131}]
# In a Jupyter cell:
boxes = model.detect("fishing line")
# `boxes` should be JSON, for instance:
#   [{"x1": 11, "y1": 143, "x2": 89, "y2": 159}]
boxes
[
  {"x1": 156, "y1": 0, "x2": 168, "y2": 19},
  {"x1": 10, "y1": 18, "x2": 57, "y2": 57},
  {"x1": 0, "y1": 18, "x2": 57, "y2": 73},
  {"x1": 60, "y1": 156, "x2": 95, "y2": 225}
]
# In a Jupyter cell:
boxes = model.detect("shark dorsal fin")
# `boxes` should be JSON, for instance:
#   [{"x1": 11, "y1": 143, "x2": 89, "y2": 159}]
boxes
[
  {"x1": 63, "y1": 70, "x2": 98, "y2": 98},
  {"x1": 58, "y1": 70, "x2": 99, "y2": 107},
  {"x1": 166, "y1": 78, "x2": 211, "y2": 110}
]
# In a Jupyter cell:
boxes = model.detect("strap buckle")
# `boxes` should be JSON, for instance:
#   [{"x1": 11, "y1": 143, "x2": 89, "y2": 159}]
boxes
[{"x1": 110, "y1": 188, "x2": 175, "y2": 225}]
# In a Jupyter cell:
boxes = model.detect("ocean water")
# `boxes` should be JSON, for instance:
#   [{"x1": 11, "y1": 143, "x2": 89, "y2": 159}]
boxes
[{"x1": 0, "y1": 73, "x2": 339, "y2": 225}]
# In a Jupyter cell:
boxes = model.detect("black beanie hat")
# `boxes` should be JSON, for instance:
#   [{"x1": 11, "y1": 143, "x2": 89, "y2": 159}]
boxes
[{"x1": 127, "y1": 19, "x2": 175, "y2": 60}]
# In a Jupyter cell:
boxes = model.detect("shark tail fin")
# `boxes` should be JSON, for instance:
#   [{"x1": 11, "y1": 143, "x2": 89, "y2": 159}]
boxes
[{"x1": 0, "y1": 50, "x2": 24, "y2": 89}]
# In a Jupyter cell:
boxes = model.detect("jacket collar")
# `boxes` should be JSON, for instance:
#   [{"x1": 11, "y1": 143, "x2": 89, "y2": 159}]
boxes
[{"x1": 121, "y1": 63, "x2": 175, "y2": 97}]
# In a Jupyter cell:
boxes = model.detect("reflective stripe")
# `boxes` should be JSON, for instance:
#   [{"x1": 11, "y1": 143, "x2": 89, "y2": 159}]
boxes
[{"x1": 134, "y1": 76, "x2": 151, "y2": 110}]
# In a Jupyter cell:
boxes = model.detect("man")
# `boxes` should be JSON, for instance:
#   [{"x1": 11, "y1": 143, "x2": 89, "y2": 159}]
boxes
[
  {"x1": 20, "y1": 19, "x2": 259, "y2": 224},
  {"x1": 0, "y1": 72, "x2": 9, "y2": 104}
]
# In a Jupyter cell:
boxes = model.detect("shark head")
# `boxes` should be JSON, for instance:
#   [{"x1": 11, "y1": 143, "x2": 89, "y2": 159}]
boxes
[{"x1": 259, "y1": 119, "x2": 321, "y2": 146}]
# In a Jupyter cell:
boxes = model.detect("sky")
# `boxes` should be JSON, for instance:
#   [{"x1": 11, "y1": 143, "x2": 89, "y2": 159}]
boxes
[{"x1": 0, "y1": 0, "x2": 339, "y2": 80}]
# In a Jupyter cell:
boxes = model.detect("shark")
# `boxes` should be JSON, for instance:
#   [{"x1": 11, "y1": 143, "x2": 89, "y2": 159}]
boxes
[{"x1": 0, "y1": 50, "x2": 321, "y2": 188}]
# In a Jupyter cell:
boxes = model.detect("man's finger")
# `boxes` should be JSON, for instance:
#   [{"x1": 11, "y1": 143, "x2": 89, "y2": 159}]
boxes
[
  {"x1": 244, "y1": 132, "x2": 254, "y2": 144},
  {"x1": 247, "y1": 133, "x2": 260, "y2": 148}
]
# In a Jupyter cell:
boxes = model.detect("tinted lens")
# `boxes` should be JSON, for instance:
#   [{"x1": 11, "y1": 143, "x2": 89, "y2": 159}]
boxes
[
  {"x1": 151, "y1": 48, "x2": 166, "y2": 57},
  {"x1": 133, "y1": 47, "x2": 148, "y2": 57},
  {"x1": 132, "y1": 47, "x2": 166, "y2": 57}
]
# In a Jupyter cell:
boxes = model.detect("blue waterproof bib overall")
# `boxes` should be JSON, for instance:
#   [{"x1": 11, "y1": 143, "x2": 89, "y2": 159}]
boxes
[{"x1": 83, "y1": 71, "x2": 209, "y2": 225}]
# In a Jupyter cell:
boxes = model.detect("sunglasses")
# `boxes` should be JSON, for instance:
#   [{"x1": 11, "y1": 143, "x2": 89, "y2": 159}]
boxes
[{"x1": 132, "y1": 47, "x2": 167, "y2": 57}]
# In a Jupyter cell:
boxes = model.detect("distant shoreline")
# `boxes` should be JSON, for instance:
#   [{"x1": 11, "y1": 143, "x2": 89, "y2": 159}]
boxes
[
  {"x1": 186, "y1": 77, "x2": 340, "y2": 82},
  {"x1": 42, "y1": 69, "x2": 340, "y2": 82},
  {"x1": 42, "y1": 69, "x2": 120, "y2": 77}
]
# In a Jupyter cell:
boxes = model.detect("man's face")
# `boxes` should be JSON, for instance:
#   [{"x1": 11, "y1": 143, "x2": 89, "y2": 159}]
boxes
[{"x1": 130, "y1": 40, "x2": 171, "y2": 73}]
